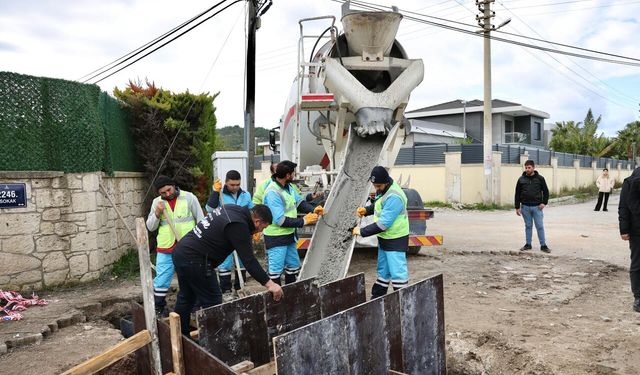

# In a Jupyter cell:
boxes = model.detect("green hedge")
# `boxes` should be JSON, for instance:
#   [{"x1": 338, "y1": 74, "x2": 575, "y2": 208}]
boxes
[{"x1": 0, "y1": 71, "x2": 142, "y2": 173}]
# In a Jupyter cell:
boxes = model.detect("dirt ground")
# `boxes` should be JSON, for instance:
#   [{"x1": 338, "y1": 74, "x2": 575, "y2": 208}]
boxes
[{"x1": 3, "y1": 196, "x2": 640, "y2": 374}]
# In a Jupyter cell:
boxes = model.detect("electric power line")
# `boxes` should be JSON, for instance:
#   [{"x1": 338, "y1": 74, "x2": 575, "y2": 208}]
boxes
[
  {"x1": 330, "y1": 0, "x2": 640, "y2": 68},
  {"x1": 496, "y1": 0, "x2": 640, "y2": 106},
  {"x1": 142, "y1": 2, "x2": 246, "y2": 201},
  {"x1": 77, "y1": 1, "x2": 230, "y2": 82},
  {"x1": 87, "y1": 0, "x2": 243, "y2": 84}
]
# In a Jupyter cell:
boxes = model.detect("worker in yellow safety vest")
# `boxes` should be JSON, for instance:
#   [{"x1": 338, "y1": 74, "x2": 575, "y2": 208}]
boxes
[
  {"x1": 263, "y1": 160, "x2": 324, "y2": 285},
  {"x1": 353, "y1": 166, "x2": 410, "y2": 298},
  {"x1": 146, "y1": 175, "x2": 204, "y2": 317}
]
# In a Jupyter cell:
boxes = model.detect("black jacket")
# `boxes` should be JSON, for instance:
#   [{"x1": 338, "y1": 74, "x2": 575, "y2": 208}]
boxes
[
  {"x1": 515, "y1": 171, "x2": 549, "y2": 208},
  {"x1": 618, "y1": 168, "x2": 640, "y2": 236},
  {"x1": 173, "y1": 205, "x2": 270, "y2": 285}
]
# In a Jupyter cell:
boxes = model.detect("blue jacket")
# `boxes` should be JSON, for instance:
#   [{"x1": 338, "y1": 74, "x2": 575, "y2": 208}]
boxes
[
  {"x1": 360, "y1": 179, "x2": 409, "y2": 251},
  {"x1": 263, "y1": 178, "x2": 315, "y2": 248},
  {"x1": 205, "y1": 186, "x2": 254, "y2": 213}
]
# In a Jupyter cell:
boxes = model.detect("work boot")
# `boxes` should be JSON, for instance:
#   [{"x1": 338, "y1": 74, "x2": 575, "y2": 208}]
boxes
[
  {"x1": 519, "y1": 244, "x2": 532, "y2": 251},
  {"x1": 284, "y1": 273, "x2": 298, "y2": 285},
  {"x1": 155, "y1": 306, "x2": 169, "y2": 319},
  {"x1": 630, "y1": 271, "x2": 640, "y2": 312},
  {"x1": 540, "y1": 245, "x2": 551, "y2": 253}
]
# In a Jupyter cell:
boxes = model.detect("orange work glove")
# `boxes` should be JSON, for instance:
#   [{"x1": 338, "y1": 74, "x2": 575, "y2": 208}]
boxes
[
  {"x1": 303, "y1": 213, "x2": 319, "y2": 225},
  {"x1": 252, "y1": 232, "x2": 262, "y2": 242},
  {"x1": 352, "y1": 226, "x2": 361, "y2": 236},
  {"x1": 213, "y1": 178, "x2": 222, "y2": 192},
  {"x1": 356, "y1": 207, "x2": 367, "y2": 218},
  {"x1": 314, "y1": 206, "x2": 325, "y2": 215}
]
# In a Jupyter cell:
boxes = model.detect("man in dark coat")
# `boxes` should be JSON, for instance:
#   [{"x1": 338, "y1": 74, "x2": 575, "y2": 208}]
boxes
[
  {"x1": 515, "y1": 160, "x2": 550, "y2": 253},
  {"x1": 618, "y1": 167, "x2": 640, "y2": 313}
]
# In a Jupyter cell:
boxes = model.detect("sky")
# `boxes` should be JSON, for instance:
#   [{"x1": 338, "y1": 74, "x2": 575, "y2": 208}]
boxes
[{"x1": 1, "y1": 0, "x2": 639, "y2": 136}]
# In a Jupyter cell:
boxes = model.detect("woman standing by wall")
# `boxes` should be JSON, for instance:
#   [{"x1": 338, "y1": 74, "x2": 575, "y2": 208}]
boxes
[{"x1": 595, "y1": 168, "x2": 615, "y2": 211}]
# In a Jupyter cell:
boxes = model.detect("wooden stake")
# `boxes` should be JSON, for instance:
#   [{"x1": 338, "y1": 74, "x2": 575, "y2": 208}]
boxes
[
  {"x1": 61, "y1": 330, "x2": 151, "y2": 375},
  {"x1": 169, "y1": 312, "x2": 185, "y2": 375},
  {"x1": 136, "y1": 218, "x2": 163, "y2": 375},
  {"x1": 232, "y1": 250, "x2": 248, "y2": 298}
]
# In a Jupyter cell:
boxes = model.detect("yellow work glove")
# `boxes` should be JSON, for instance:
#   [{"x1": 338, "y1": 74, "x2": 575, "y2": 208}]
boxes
[
  {"x1": 252, "y1": 232, "x2": 262, "y2": 242},
  {"x1": 213, "y1": 178, "x2": 222, "y2": 192},
  {"x1": 352, "y1": 226, "x2": 361, "y2": 236},
  {"x1": 303, "y1": 213, "x2": 319, "y2": 225},
  {"x1": 314, "y1": 206, "x2": 325, "y2": 215},
  {"x1": 356, "y1": 207, "x2": 367, "y2": 218}
]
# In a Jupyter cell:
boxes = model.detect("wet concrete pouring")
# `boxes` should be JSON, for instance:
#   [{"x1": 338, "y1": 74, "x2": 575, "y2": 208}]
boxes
[{"x1": 300, "y1": 131, "x2": 385, "y2": 284}]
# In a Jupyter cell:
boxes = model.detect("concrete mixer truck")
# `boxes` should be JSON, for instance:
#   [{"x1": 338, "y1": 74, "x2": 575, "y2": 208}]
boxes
[{"x1": 269, "y1": 2, "x2": 443, "y2": 284}]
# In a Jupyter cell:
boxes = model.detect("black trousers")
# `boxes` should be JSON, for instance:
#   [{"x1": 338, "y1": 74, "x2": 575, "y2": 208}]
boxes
[
  {"x1": 173, "y1": 253, "x2": 222, "y2": 336},
  {"x1": 594, "y1": 192, "x2": 610, "y2": 211},
  {"x1": 629, "y1": 236, "x2": 640, "y2": 298}
]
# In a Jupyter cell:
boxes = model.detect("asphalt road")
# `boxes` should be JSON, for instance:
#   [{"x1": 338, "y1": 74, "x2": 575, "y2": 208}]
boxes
[{"x1": 427, "y1": 194, "x2": 632, "y2": 269}]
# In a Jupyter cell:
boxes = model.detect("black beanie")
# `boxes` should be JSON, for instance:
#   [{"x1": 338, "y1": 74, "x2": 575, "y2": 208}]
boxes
[
  {"x1": 369, "y1": 166, "x2": 390, "y2": 184},
  {"x1": 154, "y1": 175, "x2": 175, "y2": 191}
]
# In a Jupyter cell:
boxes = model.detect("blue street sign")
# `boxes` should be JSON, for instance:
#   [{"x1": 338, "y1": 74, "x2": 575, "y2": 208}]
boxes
[{"x1": 0, "y1": 183, "x2": 27, "y2": 208}]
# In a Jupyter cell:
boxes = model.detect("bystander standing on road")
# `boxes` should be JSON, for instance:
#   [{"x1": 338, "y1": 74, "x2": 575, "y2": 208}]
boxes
[
  {"x1": 515, "y1": 160, "x2": 551, "y2": 253},
  {"x1": 595, "y1": 168, "x2": 615, "y2": 212}
]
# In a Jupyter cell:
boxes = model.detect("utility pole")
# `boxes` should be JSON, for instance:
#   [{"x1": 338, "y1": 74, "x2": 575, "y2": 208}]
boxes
[
  {"x1": 477, "y1": 0, "x2": 494, "y2": 203},
  {"x1": 244, "y1": 0, "x2": 258, "y2": 194}
]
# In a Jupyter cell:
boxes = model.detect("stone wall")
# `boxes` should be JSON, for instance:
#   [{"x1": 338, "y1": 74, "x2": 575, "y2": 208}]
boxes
[{"x1": 0, "y1": 171, "x2": 147, "y2": 291}]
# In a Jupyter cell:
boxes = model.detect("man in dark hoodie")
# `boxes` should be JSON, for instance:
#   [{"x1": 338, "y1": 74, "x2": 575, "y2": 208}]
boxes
[
  {"x1": 617, "y1": 167, "x2": 640, "y2": 313},
  {"x1": 515, "y1": 160, "x2": 551, "y2": 253}
]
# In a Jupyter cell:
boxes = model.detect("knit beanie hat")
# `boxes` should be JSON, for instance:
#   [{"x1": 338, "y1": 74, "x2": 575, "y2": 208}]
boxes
[
  {"x1": 369, "y1": 166, "x2": 391, "y2": 184},
  {"x1": 154, "y1": 175, "x2": 175, "y2": 191}
]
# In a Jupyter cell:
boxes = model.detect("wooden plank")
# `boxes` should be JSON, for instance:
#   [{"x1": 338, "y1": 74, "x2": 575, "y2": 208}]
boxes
[
  {"x1": 264, "y1": 278, "x2": 321, "y2": 345},
  {"x1": 318, "y1": 273, "x2": 366, "y2": 318},
  {"x1": 197, "y1": 292, "x2": 270, "y2": 366},
  {"x1": 399, "y1": 274, "x2": 446, "y2": 375},
  {"x1": 383, "y1": 291, "x2": 404, "y2": 372},
  {"x1": 273, "y1": 312, "x2": 349, "y2": 375},
  {"x1": 242, "y1": 361, "x2": 276, "y2": 375},
  {"x1": 132, "y1": 302, "x2": 152, "y2": 375},
  {"x1": 231, "y1": 360, "x2": 255, "y2": 372},
  {"x1": 132, "y1": 302, "x2": 236, "y2": 375},
  {"x1": 61, "y1": 330, "x2": 151, "y2": 375},
  {"x1": 181, "y1": 327, "x2": 237, "y2": 375},
  {"x1": 135, "y1": 217, "x2": 163, "y2": 375},
  {"x1": 169, "y1": 313, "x2": 185, "y2": 375},
  {"x1": 157, "y1": 316, "x2": 236, "y2": 375},
  {"x1": 345, "y1": 298, "x2": 389, "y2": 375},
  {"x1": 157, "y1": 312, "x2": 177, "y2": 373}
]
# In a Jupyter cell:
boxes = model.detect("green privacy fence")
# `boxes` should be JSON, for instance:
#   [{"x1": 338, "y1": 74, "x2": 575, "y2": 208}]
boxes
[{"x1": 0, "y1": 71, "x2": 142, "y2": 173}]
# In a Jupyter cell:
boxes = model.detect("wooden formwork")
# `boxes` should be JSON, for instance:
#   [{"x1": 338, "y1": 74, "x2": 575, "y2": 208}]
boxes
[{"x1": 128, "y1": 272, "x2": 444, "y2": 375}]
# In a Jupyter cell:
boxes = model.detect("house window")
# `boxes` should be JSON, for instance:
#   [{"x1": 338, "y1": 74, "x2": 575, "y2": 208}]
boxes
[
  {"x1": 504, "y1": 120, "x2": 514, "y2": 143},
  {"x1": 534, "y1": 121, "x2": 542, "y2": 141}
]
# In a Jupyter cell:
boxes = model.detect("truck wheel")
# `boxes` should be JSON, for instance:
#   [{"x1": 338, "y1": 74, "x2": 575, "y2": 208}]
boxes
[{"x1": 407, "y1": 246, "x2": 421, "y2": 255}]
